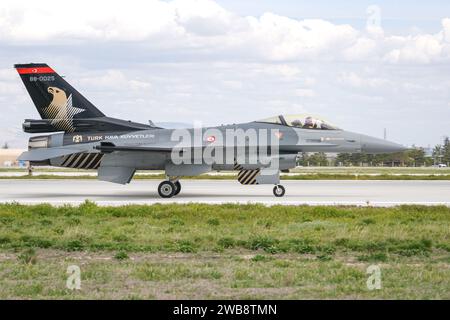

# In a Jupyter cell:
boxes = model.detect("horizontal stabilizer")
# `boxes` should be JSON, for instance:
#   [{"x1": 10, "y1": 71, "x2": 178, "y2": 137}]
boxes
[
  {"x1": 18, "y1": 146, "x2": 91, "y2": 161},
  {"x1": 97, "y1": 166, "x2": 135, "y2": 184}
]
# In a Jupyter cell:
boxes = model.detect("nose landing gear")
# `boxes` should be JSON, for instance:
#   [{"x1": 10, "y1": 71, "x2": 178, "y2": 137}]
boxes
[{"x1": 273, "y1": 184, "x2": 285, "y2": 197}]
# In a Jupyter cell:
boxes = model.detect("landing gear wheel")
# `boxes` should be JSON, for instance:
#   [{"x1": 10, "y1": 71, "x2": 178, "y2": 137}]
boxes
[
  {"x1": 158, "y1": 181, "x2": 176, "y2": 198},
  {"x1": 173, "y1": 181, "x2": 181, "y2": 196},
  {"x1": 273, "y1": 185, "x2": 285, "y2": 197}
]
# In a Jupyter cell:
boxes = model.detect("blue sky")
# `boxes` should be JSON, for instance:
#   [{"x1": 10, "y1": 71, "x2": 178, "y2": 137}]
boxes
[{"x1": 0, "y1": 0, "x2": 449, "y2": 148}]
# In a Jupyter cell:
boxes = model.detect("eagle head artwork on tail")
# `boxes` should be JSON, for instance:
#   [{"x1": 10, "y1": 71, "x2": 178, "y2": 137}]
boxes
[
  {"x1": 42, "y1": 86, "x2": 85, "y2": 132},
  {"x1": 14, "y1": 63, "x2": 108, "y2": 133}
]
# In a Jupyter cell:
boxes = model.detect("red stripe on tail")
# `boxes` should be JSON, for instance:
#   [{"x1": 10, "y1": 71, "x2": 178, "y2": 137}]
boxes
[{"x1": 16, "y1": 67, "x2": 55, "y2": 74}]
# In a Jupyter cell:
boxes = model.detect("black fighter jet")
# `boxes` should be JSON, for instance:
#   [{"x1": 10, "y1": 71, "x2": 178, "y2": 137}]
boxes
[{"x1": 15, "y1": 63, "x2": 406, "y2": 198}]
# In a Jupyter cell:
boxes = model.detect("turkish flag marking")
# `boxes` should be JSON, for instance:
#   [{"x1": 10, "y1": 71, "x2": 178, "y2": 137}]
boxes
[{"x1": 16, "y1": 67, "x2": 55, "y2": 74}]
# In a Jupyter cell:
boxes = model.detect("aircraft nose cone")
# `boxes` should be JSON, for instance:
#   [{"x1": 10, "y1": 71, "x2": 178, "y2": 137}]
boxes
[{"x1": 360, "y1": 135, "x2": 407, "y2": 154}]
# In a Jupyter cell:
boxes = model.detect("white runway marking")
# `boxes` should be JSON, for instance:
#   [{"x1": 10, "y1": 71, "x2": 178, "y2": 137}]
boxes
[{"x1": 1, "y1": 179, "x2": 449, "y2": 206}]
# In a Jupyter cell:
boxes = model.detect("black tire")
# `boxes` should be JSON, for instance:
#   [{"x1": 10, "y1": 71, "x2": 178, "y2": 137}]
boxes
[
  {"x1": 158, "y1": 181, "x2": 176, "y2": 198},
  {"x1": 273, "y1": 185, "x2": 285, "y2": 197},
  {"x1": 173, "y1": 181, "x2": 181, "y2": 196}
]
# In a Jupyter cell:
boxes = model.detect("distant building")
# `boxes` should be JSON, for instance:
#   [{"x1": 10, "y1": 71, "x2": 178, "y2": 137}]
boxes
[{"x1": 0, "y1": 149, "x2": 26, "y2": 167}]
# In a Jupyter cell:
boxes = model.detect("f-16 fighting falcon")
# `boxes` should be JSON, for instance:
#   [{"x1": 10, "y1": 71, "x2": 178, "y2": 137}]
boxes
[{"x1": 15, "y1": 63, "x2": 407, "y2": 198}]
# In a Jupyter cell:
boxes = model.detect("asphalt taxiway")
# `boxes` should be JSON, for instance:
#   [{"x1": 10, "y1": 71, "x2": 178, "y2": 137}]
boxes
[{"x1": 0, "y1": 179, "x2": 449, "y2": 206}]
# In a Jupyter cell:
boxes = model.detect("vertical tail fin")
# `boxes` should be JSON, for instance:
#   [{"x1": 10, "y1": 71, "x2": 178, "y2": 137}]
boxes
[{"x1": 14, "y1": 63, "x2": 105, "y2": 132}]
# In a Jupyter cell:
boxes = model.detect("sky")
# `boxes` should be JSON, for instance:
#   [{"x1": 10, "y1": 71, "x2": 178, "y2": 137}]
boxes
[{"x1": 0, "y1": 0, "x2": 449, "y2": 148}]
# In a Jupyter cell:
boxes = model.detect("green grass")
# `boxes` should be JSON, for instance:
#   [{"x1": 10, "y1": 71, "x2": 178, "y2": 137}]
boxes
[
  {"x1": 17, "y1": 248, "x2": 38, "y2": 265},
  {"x1": 0, "y1": 202, "x2": 449, "y2": 255},
  {"x1": 0, "y1": 203, "x2": 449, "y2": 299},
  {"x1": 114, "y1": 251, "x2": 129, "y2": 260}
]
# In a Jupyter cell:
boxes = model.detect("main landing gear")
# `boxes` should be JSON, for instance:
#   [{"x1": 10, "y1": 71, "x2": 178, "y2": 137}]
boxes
[
  {"x1": 158, "y1": 179, "x2": 181, "y2": 198},
  {"x1": 157, "y1": 178, "x2": 285, "y2": 198},
  {"x1": 273, "y1": 184, "x2": 285, "y2": 197},
  {"x1": 173, "y1": 181, "x2": 181, "y2": 196}
]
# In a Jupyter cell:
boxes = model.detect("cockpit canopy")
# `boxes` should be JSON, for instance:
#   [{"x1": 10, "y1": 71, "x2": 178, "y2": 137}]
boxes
[{"x1": 257, "y1": 114, "x2": 341, "y2": 130}]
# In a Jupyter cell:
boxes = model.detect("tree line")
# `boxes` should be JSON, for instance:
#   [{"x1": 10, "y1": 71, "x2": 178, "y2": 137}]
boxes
[{"x1": 298, "y1": 137, "x2": 450, "y2": 167}]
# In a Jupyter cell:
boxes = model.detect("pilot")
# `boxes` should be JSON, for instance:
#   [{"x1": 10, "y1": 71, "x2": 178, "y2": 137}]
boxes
[
  {"x1": 291, "y1": 119, "x2": 303, "y2": 127},
  {"x1": 315, "y1": 119, "x2": 323, "y2": 129},
  {"x1": 303, "y1": 116, "x2": 316, "y2": 129}
]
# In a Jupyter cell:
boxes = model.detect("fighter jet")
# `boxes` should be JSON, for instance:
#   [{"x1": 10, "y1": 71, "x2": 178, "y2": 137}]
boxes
[{"x1": 15, "y1": 63, "x2": 406, "y2": 198}]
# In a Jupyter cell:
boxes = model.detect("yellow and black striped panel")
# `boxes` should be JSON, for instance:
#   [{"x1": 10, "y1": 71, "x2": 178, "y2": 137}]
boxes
[
  {"x1": 60, "y1": 153, "x2": 103, "y2": 169},
  {"x1": 233, "y1": 160, "x2": 243, "y2": 171},
  {"x1": 237, "y1": 169, "x2": 260, "y2": 185}
]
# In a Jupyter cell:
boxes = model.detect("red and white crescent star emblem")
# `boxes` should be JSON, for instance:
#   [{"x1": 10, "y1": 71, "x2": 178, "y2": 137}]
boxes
[
  {"x1": 31, "y1": 68, "x2": 38, "y2": 73},
  {"x1": 206, "y1": 136, "x2": 216, "y2": 142},
  {"x1": 275, "y1": 131, "x2": 283, "y2": 139}
]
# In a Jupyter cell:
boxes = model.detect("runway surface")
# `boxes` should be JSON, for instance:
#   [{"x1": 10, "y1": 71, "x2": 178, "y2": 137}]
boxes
[{"x1": 0, "y1": 179, "x2": 449, "y2": 206}]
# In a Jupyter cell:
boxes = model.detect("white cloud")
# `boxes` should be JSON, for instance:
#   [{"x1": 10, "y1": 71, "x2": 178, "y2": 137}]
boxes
[
  {"x1": 0, "y1": 0, "x2": 182, "y2": 42},
  {"x1": 244, "y1": 14, "x2": 358, "y2": 60},
  {"x1": 0, "y1": 68, "x2": 16, "y2": 80},
  {"x1": 0, "y1": 68, "x2": 23, "y2": 95},
  {"x1": 343, "y1": 37, "x2": 377, "y2": 60},
  {"x1": 259, "y1": 64, "x2": 301, "y2": 78},
  {"x1": 173, "y1": 0, "x2": 243, "y2": 36},
  {"x1": 338, "y1": 72, "x2": 391, "y2": 89},
  {"x1": 383, "y1": 34, "x2": 444, "y2": 64},
  {"x1": 303, "y1": 77, "x2": 316, "y2": 86},
  {"x1": 1, "y1": 0, "x2": 449, "y2": 64},
  {"x1": 443, "y1": 18, "x2": 450, "y2": 42},
  {"x1": 222, "y1": 80, "x2": 243, "y2": 90},
  {"x1": 294, "y1": 88, "x2": 316, "y2": 98},
  {"x1": 79, "y1": 70, "x2": 151, "y2": 91}
]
